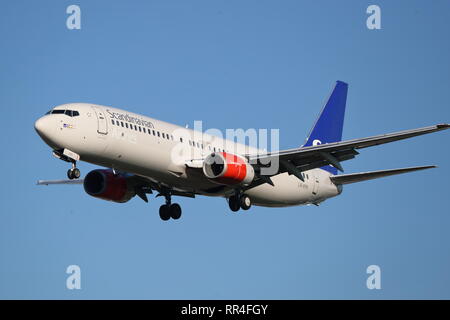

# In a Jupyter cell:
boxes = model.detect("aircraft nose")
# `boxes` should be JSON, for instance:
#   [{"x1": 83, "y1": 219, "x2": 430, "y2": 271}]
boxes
[
  {"x1": 34, "y1": 117, "x2": 45, "y2": 134},
  {"x1": 34, "y1": 116, "x2": 53, "y2": 139}
]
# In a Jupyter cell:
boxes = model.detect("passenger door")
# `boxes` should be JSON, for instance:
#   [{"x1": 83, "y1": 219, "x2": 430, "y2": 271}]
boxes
[{"x1": 92, "y1": 106, "x2": 108, "y2": 135}]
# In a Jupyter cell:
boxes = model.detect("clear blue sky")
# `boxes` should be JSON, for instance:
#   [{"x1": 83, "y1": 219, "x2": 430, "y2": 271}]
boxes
[{"x1": 1, "y1": 0, "x2": 449, "y2": 299}]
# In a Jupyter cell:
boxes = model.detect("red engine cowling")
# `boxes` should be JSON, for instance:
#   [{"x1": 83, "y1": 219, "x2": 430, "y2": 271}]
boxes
[
  {"x1": 203, "y1": 152, "x2": 255, "y2": 186},
  {"x1": 83, "y1": 169, "x2": 135, "y2": 203}
]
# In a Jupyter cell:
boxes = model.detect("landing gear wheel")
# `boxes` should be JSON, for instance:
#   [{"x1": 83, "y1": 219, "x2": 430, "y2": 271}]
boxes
[
  {"x1": 72, "y1": 168, "x2": 80, "y2": 179},
  {"x1": 159, "y1": 204, "x2": 171, "y2": 221},
  {"x1": 240, "y1": 194, "x2": 251, "y2": 210},
  {"x1": 228, "y1": 195, "x2": 240, "y2": 212},
  {"x1": 67, "y1": 160, "x2": 80, "y2": 180},
  {"x1": 170, "y1": 203, "x2": 182, "y2": 220},
  {"x1": 67, "y1": 168, "x2": 80, "y2": 180}
]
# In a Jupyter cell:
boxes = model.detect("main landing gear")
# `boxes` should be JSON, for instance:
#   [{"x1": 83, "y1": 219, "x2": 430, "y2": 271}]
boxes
[
  {"x1": 159, "y1": 193, "x2": 182, "y2": 221},
  {"x1": 67, "y1": 162, "x2": 80, "y2": 180},
  {"x1": 228, "y1": 193, "x2": 252, "y2": 212}
]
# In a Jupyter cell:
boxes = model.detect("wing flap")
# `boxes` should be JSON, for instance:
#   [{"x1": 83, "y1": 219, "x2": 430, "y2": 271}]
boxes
[{"x1": 329, "y1": 165, "x2": 436, "y2": 185}]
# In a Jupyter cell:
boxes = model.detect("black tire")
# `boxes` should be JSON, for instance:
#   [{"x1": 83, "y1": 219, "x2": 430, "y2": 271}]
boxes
[
  {"x1": 159, "y1": 204, "x2": 171, "y2": 221},
  {"x1": 67, "y1": 169, "x2": 74, "y2": 180},
  {"x1": 170, "y1": 203, "x2": 182, "y2": 220},
  {"x1": 240, "y1": 194, "x2": 251, "y2": 210},
  {"x1": 72, "y1": 168, "x2": 81, "y2": 179},
  {"x1": 228, "y1": 195, "x2": 240, "y2": 212}
]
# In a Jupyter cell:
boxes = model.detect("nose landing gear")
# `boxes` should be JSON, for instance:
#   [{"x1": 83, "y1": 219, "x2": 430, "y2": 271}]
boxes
[
  {"x1": 67, "y1": 162, "x2": 80, "y2": 180},
  {"x1": 52, "y1": 149, "x2": 81, "y2": 180}
]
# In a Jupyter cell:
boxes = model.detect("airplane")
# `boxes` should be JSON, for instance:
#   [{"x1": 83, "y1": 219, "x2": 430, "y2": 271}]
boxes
[{"x1": 34, "y1": 81, "x2": 449, "y2": 221}]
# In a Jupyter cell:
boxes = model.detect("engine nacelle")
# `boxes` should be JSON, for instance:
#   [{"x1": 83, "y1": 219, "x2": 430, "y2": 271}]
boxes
[
  {"x1": 83, "y1": 169, "x2": 135, "y2": 203},
  {"x1": 203, "y1": 152, "x2": 255, "y2": 186}
]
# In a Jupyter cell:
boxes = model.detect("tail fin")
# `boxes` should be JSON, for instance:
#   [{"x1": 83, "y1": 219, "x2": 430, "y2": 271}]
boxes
[
  {"x1": 303, "y1": 80, "x2": 348, "y2": 175},
  {"x1": 304, "y1": 81, "x2": 348, "y2": 147}
]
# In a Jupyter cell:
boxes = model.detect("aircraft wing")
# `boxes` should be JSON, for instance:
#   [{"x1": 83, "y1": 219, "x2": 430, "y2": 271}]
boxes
[
  {"x1": 37, "y1": 179, "x2": 84, "y2": 185},
  {"x1": 36, "y1": 175, "x2": 195, "y2": 203},
  {"x1": 247, "y1": 124, "x2": 449, "y2": 180}
]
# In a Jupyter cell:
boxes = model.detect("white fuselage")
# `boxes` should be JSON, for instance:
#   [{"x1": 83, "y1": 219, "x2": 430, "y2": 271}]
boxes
[{"x1": 35, "y1": 103, "x2": 342, "y2": 207}]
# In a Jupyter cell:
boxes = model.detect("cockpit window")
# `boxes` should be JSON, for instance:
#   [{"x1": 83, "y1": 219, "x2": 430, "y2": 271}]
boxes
[{"x1": 46, "y1": 109, "x2": 80, "y2": 117}]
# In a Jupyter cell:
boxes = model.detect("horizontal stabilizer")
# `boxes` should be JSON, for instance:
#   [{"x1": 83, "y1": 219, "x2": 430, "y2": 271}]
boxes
[{"x1": 329, "y1": 165, "x2": 436, "y2": 185}]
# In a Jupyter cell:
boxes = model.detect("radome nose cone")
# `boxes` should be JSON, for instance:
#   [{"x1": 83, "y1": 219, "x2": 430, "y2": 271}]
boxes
[
  {"x1": 34, "y1": 117, "x2": 44, "y2": 134},
  {"x1": 35, "y1": 116, "x2": 59, "y2": 149},
  {"x1": 34, "y1": 116, "x2": 52, "y2": 140}
]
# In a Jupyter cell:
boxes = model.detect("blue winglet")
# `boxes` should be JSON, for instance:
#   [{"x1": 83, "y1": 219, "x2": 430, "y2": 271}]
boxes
[{"x1": 303, "y1": 81, "x2": 348, "y2": 174}]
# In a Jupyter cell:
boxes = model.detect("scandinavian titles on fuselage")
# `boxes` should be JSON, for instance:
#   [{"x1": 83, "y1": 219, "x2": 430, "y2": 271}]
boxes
[{"x1": 106, "y1": 109, "x2": 155, "y2": 129}]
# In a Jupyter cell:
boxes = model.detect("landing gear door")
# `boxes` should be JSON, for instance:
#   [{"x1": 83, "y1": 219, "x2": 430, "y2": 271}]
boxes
[{"x1": 92, "y1": 106, "x2": 108, "y2": 135}]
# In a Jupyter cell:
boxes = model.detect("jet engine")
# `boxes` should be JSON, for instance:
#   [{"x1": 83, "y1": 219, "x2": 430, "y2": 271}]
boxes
[
  {"x1": 203, "y1": 152, "x2": 255, "y2": 186},
  {"x1": 83, "y1": 169, "x2": 135, "y2": 203}
]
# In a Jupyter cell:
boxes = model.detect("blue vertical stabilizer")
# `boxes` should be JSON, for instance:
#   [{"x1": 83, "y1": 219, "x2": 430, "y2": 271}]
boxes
[{"x1": 303, "y1": 81, "x2": 348, "y2": 174}]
